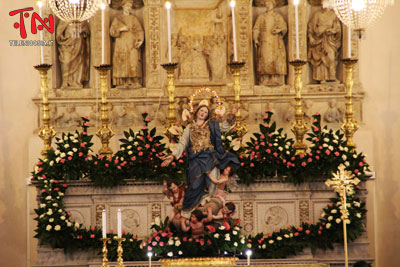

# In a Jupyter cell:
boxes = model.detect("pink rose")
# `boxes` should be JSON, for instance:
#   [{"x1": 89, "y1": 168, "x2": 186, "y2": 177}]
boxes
[
  {"x1": 139, "y1": 152, "x2": 143, "y2": 156},
  {"x1": 266, "y1": 149, "x2": 271, "y2": 154},
  {"x1": 294, "y1": 232, "x2": 299, "y2": 236},
  {"x1": 250, "y1": 163, "x2": 254, "y2": 167},
  {"x1": 131, "y1": 156, "x2": 136, "y2": 161},
  {"x1": 94, "y1": 161, "x2": 98, "y2": 165},
  {"x1": 152, "y1": 241, "x2": 157, "y2": 246},
  {"x1": 305, "y1": 230, "x2": 310, "y2": 235},
  {"x1": 105, "y1": 163, "x2": 109, "y2": 167},
  {"x1": 82, "y1": 132, "x2": 87, "y2": 135},
  {"x1": 325, "y1": 150, "x2": 331, "y2": 155},
  {"x1": 314, "y1": 128, "x2": 319, "y2": 132},
  {"x1": 79, "y1": 152, "x2": 83, "y2": 157},
  {"x1": 297, "y1": 227, "x2": 303, "y2": 231},
  {"x1": 159, "y1": 241, "x2": 164, "y2": 246},
  {"x1": 359, "y1": 162, "x2": 363, "y2": 167},
  {"x1": 301, "y1": 162, "x2": 306, "y2": 167},
  {"x1": 54, "y1": 187, "x2": 59, "y2": 191},
  {"x1": 61, "y1": 159, "x2": 66, "y2": 163},
  {"x1": 142, "y1": 126, "x2": 147, "y2": 130},
  {"x1": 68, "y1": 156, "x2": 72, "y2": 160},
  {"x1": 90, "y1": 234, "x2": 95, "y2": 238},
  {"x1": 334, "y1": 152, "x2": 340, "y2": 156},
  {"x1": 80, "y1": 143, "x2": 85, "y2": 147},
  {"x1": 84, "y1": 116, "x2": 89, "y2": 119},
  {"x1": 260, "y1": 135, "x2": 265, "y2": 139}
]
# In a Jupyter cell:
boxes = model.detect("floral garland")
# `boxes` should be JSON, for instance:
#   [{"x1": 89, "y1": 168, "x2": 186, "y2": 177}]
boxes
[{"x1": 32, "y1": 111, "x2": 369, "y2": 260}]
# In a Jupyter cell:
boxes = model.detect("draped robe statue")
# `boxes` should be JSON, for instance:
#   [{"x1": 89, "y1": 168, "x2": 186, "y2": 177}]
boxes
[
  {"x1": 110, "y1": 0, "x2": 144, "y2": 88},
  {"x1": 308, "y1": 8, "x2": 342, "y2": 83},
  {"x1": 56, "y1": 21, "x2": 90, "y2": 88},
  {"x1": 253, "y1": 0, "x2": 287, "y2": 86}
]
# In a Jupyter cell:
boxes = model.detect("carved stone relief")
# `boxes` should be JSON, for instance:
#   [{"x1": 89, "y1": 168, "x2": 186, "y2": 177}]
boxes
[
  {"x1": 299, "y1": 199, "x2": 310, "y2": 223},
  {"x1": 151, "y1": 203, "x2": 162, "y2": 223},
  {"x1": 323, "y1": 99, "x2": 344, "y2": 123},
  {"x1": 122, "y1": 209, "x2": 141, "y2": 232},
  {"x1": 264, "y1": 206, "x2": 288, "y2": 227},
  {"x1": 95, "y1": 204, "x2": 106, "y2": 227},
  {"x1": 243, "y1": 201, "x2": 254, "y2": 235}
]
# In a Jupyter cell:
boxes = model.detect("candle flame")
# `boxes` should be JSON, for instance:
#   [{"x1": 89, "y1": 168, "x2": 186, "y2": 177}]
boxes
[
  {"x1": 36, "y1": 1, "x2": 43, "y2": 8},
  {"x1": 165, "y1": 1, "x2": 171, "y2": 9},
  {"x1": 230, "y1": 0, "x2": 236, "y2": 8},
  {"x1": 100, "y1": 3, "x2": 106, "y2": 10},
  {"x1": 293, "y1": 0, "x2": 299, "y2": 6}
]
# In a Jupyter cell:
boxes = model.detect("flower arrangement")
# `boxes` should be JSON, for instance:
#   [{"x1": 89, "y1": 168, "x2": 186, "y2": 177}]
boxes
[{"x1": 31, "y1": 110, "x2": 370, "y2": 260}]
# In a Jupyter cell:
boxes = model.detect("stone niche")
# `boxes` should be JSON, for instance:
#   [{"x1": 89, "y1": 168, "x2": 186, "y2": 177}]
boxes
[
  {"x1": 34, "y1": 180, "x2": 371, "y2": 267},
  {"x1": 34, "y1": 0, "x2": 364, "y2": 141}
]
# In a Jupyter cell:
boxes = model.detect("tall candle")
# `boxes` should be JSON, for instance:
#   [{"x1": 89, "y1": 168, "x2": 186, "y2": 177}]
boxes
[
  {"x1": 293, "y1": 0, "x2": 300, "y2": 60},
  {"x1": 37, "y1": 1, "x2": 44, "y2": 64},
  {"x1": 101, "y1": 3, "x2": 106, "y2": 64},
  {"x1": 230, "y1": 0, "x2": 238, "y2": 62},
  {"x1": 117, "y1": 208, "x2": 122, "y2": 238},
  {"x1": 102, "y1": 209, "x2": 106, "y2": 238},
  {"x1": 347, "y1": 26, "x2": 351, "y2": 58},
  {"x1": 165, "y1": 1, "x2": 172, "y2": 63}
]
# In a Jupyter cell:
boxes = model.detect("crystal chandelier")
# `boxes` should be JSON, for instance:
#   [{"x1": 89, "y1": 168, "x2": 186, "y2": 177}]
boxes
[
  {"x1": 48, "y1": 0, "x2": 102, "y2": 23},
  {"x1": 324, "y1": 0, "x2": 394, "y2": 31}
]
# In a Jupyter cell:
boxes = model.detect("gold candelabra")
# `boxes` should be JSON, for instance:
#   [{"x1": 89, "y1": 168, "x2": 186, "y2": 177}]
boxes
[
  {"x1": 326, "y1": 164, "x2": 361, "y2": 267},
  {"x1": 114, "y1": 237, "x2": 126, "y2": 267},
  {"x1": 341, "y1": 59, "x2": 359, "y2": 152},
  {"x1": 229, "y1": 61, "x2": 247, "y2": 138},
  {"x1": 100, "y1": 237, "x2": 110, "y2": 267},
  {"x1": 34, "y1": 64, "x2": 56, "y2": 160},
  {"x1": 161, "y1": 63, "x2": 178, "y2": 139},
  {"x1": 289, "y1": 60, "x2": 308, "y2": 155},
  {"x1": 94, "y1": 64, "x2": 114, "y2": 158}
]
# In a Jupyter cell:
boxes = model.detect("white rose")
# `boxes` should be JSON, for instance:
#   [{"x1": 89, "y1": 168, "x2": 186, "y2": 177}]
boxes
[
  {"x1": 324, "y1": 138, "x2": 329, "y2": 142},
  {"x1": 55, "y1": 150, "x2": 61, "y2": 155},
  {"x1": 342, "y1": 155, "x2": 347, "y2": 161},
  {"x1": 49, "y1": 218, "x2": 54, "y2": 222},
  {"x1": 353, "y1": 154, "x2": 357, "y2": 158},
  {"x1": 54, "y1": 225, "x2": 61, "y2": 231},
  {"x1": 279, "y1": 147, "x2": 283, "y2": 151},
  {"x1": 345, "y1": 161, "x2": 350, "y2": 167},
  {"x1": 63, "y1": 136, "x2": 68, "y2": 141},
  {"x1": 167, "y1": 252, "x2": 173, "y2": 257},
  {"x1": 277, "y1": 236, "x2": 282, "y2": 241},
  {"x1": 328, "y1": 146, "x2": 334, "y2": 151},
  {"x1": 214, "y1": 233, "x2": 220, "y2": 238},
  {"x1": 67, "y1": 151, "x2": 73, "y2": 156},
  {"x1": 39, "y1": 214, "x2": 45, "y2": 219},
  {"x1": 333, "y1": 140, "x2": 338, "y2": 144},
  {"x1": 46, "y1": 225, "x2": 52, "y2": 231},
  {"x1": 58, "y1": 192, "x2": 64, "y2": 196},
  {"x1": 323, "y1": 143, "x2": 328, "y2": 147},
  {"x1": 326, "y1": 223, "x2": 331, "y2": 229},
  {"x1": 234, "y1": 242, "x2": 238, "y2": 247},
  {"x1": 232, "y1": 230, "x2": 238, "y2": 235},
  {"x1": 345, "y1": 219, "x2": 351, "y2": 224},
  {"x1": 64, "y1": 144, "x2": 70, "y2": 148},
  {"x1": 320, "y1": 212, "x2": 326, "y2": 218},
  {"x1": 120, "y1": 157, "x2": 124, "y2": 161},
  {"x1": 168, "y1": 239, "x2": 174, "y2": 245},
  {"x1": 128, "y1": 151, "x2": 133, "y2": 155},
  {"x1": 128, "y1": 137, "x2": 134, "y2": 142},
  {"x1": 58, "y1": 209, "x2": 62, "y2": 213},
  {"x1": 60, "y1": 216, "x2": 66, "y2": 220},
  {"x1": 56, "y1": 157, "x2": 61, "y2": 163},
  {"x1": 309, "y1": 143, "x2": 315, "y2": 148},
  {"x1": 284, "y1": 234, "x2": 289, "y2": 238},
  {"x1": 353, "y1": 201, "x2": 361, "y2": 207},
  {"x1": 289, "y1": 233, "x2": 293, "y2": 237},
  {"x1": 225, "y1": 234, "x2": 231, "y2": 241},
  {"x1": 331, "y1": 209, "x2": 337, "y2": 214},
  {"x1": 40, "y1": 204, "x2": 46, "y2": 208},
  {"x1": 73, "y1": 139, "x2": 78, "y2": 143},
  {"x1": 74, "y1": 133, "x2": 78, "y2": 138},
  {"x1": 134, "y1": 142, "x2": 139, "y2": 146},
  {"x1": 241, "y1": 238, "x2": 245, "y2": 244},
  {"x1": 328, "y1": 216, "x2": 333, "y2": 221},
  {"x1": 49, "y1": 161, "x2": 54, "y2": 166},
  {"x1": 227, "y1": 136, "x2": 232, "y2": 141},
  {"x1": 67, "y1": 221, "x2": 72, "y2": 227},
  {"x1": 75, "y1": 222, "x2": 80, "y2": 228},
  {"x1": 175, "y1": 240, "x2": 181, "y2": 246},
  {"x1": 121, "y1": 147, "x2": 125, "y2": 151},
  {"x1": 154, "y1": 217, "x2": 161, "y2": 226},
  {"x1": 356, "y1": 213, "x2": 362, "y2": 218},
  {"x1": 47, "y1": 209, "x2": 53, "y2": 215},
  {"x1": 336, "y1": 218, "x2": 342, "y2": 224},
  {"x1": 53, "y1": 203, "x2": 58, "y2": 207},
  {"x1": 221, "y1": 135, "x2": 226, "y2": 140},
  {"x1": 273, "y1": 143, "x2": 278, "y2": 146},
  {"x1": 178, "y1": 251, "x2": 183, "y2": 255},
  {"x1": 219, "y1": 226, "x2": 225, "y2": 230},
  {"x1": 344, "y1": 147, "x2": 349, "y2": 152},
  {"x1": 286, "y1": 151, "x2": 290, "y2": 155},
  {"x1": 262, "y1": 244, "x2": 266, "y2": 249},
  {"x1": 60, "y1": 153, "x2": 66, "y2": 158},
  {"x1": 127, "y1": 145, "x2": 132, "y2": 149},
  {"x1": 45, "y1": 196, "x2": 51, "y2": 200},
  {"x1": 268, "y1": 240, "x2": 274, "y2": 244}
]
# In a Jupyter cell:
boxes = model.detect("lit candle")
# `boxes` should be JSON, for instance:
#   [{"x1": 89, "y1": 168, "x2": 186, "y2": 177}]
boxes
[
  {"x1": 102, "y1": 209, "x2": 106, "y2": 238},
  {"x1": 100, "y1": 3, "x2": 106, "y2": 64},
  {"x1": 165, "y1": 1, "x2": 172, "y2": 63},
  {"x1": 246, "y1": 249, "x2": 252, "y2": 265},
  {"x1": 347, "y1": 26, "x2": 351, "y2": 58},
  {"x1": 147, "y1": 251, "x2": 153, "y2": 267},
  {"x1": 37, "y1": 1, "x2": 44, "y2": 64},
  {"x1": 117, "y1": 208, "x2": 122, "y2": 238},
  {"x1": 230, "y1": 0, "x2": 238, "y2": 62},
  {"x1": 293, "y1": 0, "x2": 300, "y2": 60}
]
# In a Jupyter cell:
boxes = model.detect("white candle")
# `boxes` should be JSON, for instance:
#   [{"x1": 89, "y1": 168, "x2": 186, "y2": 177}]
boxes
[
  {"x1": 37, "y1": 1, "x2": 44, "y2": 64},
  {"x1": 246, "y1": 250, "x2": 252, "y2": 265},
  {"x1": 293, "y1": 0, "x2": 300, "y2": 60},
  {"x1": 147, "y1": 252, "x2": 153, "y2": 267},
  {"x1": 247, "y1": 254, "x2": 250, "y2": 265},
  {"x1": 165, "y1": 1, "x2": 172, "y2": 63},
  {"x1": 347, "y1": 26, "x2": 351, "y2": 58},
  {"x1": 117, "y1": 208, "x2": 122, "y2": 237},
  {"x1": 102, "y1": 209, "x2": 107, "y2": 238},
  {"x1": 230, "y1": 0, "x2": 238, "y2": 62},
  {"x1": 100, "y1": 3, "x2": 106, "y2": 64}
]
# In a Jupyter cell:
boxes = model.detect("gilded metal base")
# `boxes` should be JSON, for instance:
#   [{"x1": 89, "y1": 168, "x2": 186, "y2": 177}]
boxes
[
  {"x1": 229, "y1": 61, "x2": 247, "y2": 138},
  {"x1": 161, "y1": 62, "x2": 179, "y2": 139},
  {"x1": 160, "y1": 257, "x2": 238, "y2": 266},
  {"x1": 100, "y1": 238, "x2": 110, "y2": 267}
]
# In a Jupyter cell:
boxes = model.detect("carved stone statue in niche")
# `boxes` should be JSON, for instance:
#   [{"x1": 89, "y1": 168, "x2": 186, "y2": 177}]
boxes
[
  {"x1": 253, "y1": 0, "x2": 287, "y2": 86},
  {"x1": 323, "y1": 99, "x2": 343, "y2": 123},
  {"x1": 176, "y1": 30, "x2": 209, "y2": 81},
  {"x1": 110, "y1": 0, "x2": 144, "y2": 88},
  {"x1": 56, "y1": 21, "x2": 90, "y2": 88},
  {"x1": 308, "y1": 8, "x2": 341, "y2": 83},
  {"x1": 208, "y1": 21, "x2": 227, "y2": 82}
]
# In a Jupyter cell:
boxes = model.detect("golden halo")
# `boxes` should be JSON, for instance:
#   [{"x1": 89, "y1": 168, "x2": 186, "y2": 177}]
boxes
[{"x1": 188, "y1": 87, "x2": 223, "y2": 114}]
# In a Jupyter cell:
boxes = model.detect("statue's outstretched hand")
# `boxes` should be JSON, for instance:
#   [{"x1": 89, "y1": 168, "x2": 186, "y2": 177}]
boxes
[{"x1": 161, "y1": 155, "x2": 174, "y2": 167}]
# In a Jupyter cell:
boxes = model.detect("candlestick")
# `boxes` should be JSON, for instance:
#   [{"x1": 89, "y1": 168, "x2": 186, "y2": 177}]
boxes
[
  {"x1": 165, "y1": 1, "x2": 172, "y2": 63},
  {"x1": 100, "y1": 237, "x2": 110, "y2": 267},
  {"x1": 246, "y1": 250, "x2": 252, "y2": 266},
  {"x1": 102, "y1": 209, "x2": 107, "y2": 238},
  {"x1": 230, "y1": 0, "x2": 238, "y2": 61},
  {"x1": 347, "y1": 26, "x2": 351, "y2": 58},
  {"x1": 147, "y1": 251, "x2": 153, "y2": 267},
  {"x1": 117, "y1": 208, "x2": 122, "y2": 238},
  {"x1": 114, "y1": 237, "x2": 126, "y2": 267},
  {"x1": 37, "y1": 1, "x2": 44, "y2": 64},
  {"x1": 101, "y1": 3, "x2": 106, "y2": 64},
  {"x1": 293, "y1": 0, "x2": 300, "y2": 60}
]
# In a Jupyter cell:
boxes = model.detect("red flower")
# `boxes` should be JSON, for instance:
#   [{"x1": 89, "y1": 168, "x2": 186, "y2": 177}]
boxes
[
  {"x1": 41, "y1": 189, "x2": 46, "y2": 193},
  {"x1": 267, "y1": 233, "x2": 272, "y2": 237},
  {"x1": 359, "y1": 162, "x2": 363, "y2": 167},
  {"x1": 142, "y1": 126, "x2": 148, "y2": 130},
  {"x1": 131, "y1": 156, "x2": 136, "y2": 161},
  {"x1": 90, "y1": 226, "x2": 95, "y2": 231},
  {"x1": 299, "y1": 154, "x2": 304, "y2": 159},
  {"x1": 133, "y1": 235, "x2": 137, "y2": 239},
  {"x1": 84, "y1": 116, "x2": 89, "y2": 119},
  {"x1": 159, "y1": 241, "x2": 164, "y2": 246},
  {"x1": 139, "y1": 152, "x2": 143, "y2": 156},
  {"x1": 61, "y1": 159, "x2": 66, "y2": 163},
  {"x1": 117, "y1": 166, "x2": 122, "y2": 170},
  {"x1": 305, "y1": 230, "x2": 310, "y2": 235},
  {"x1": 250, "y1": 163, "x2": 254, "y2": 167},
  {"x1": 77, "y1": 235, "x2": 83, "y2": 239},
  {"x1": 80, "y1": 143, "x2": 85, "y2": 147},
  {"x1": 84, "y1": 122, "x2": 89, "y2": 126},
  {"x1": 54, "y1": 188, "x2": 59, "y2": 191},
  {"x1": 313, "y1": 128, "x2": 319, "y2": 132},
  {"x1": 240, "y1": 162, "x2": 244, "y2": 166},
  {"x1": 307, "y1": 221, "x2": 312, "y2": 225},
  {"x1": 79, "y1": 152, "x2": 83, "y2": 157},
  {"x1": 307, "y1": 158, "x2": 312, "y2": 163},
  {"x1": 273, "y1": 152, "x2": 278, "y2": 157},
  {"x1": 315, "y1": 155, "x2": 320, "y2": 160},
  {"x1": 301, "y1": 162, "x2": 306, "y2": 167},
  {"x1": 315, "y1": 112, "x2": 320, "y2": 115},
  {"x1": 206, "y1": 225, "x2": 216, "y2": 233},
  {"x1": 82, "y1": 132, "x2": 87, "y2": 135},
  {"x1": 38, "y1": 167, "x2": 43, "y2": 172},
  {"x1": 68, "y1": 156, "x2": 72, "y2": 161},
  {"x1": 207, "y1": 239, "x2": 212, "y2": 245},
  {"x1": 297, "y1": 227, "x2": 303, "y2": 231},
  {"x1": 145, "y1": 144, "x2": 150, "y2": 149},
  {"x1": 318, "y1": 230, "x2": 322, "y2": 235},
  {"x1": 354, "y1": 169, "x2": 359, "y2": 174},
  {"x1": 200, "y1": 239, "x2": 205, "y2": 245},
  {"x1": 155, "y1": 236, "x2": 160, "y2": 241},
  {"x1": 122, "y1": 230, "x2": 126, "y2": 235},
  {"x1": 171, "y1": 162, "x2": 176, "y2": 166},
  {"x1": 161, "y1": 232, "x2": 167, "y2": 237},
  {"x1": 266, "y1": 149, "x2": 271, "y2": 154},
  {"x1": 334, "y1": 151, "x2": 340, "y2": 156},
  {"x1": 325, "y1": 150, "x2": 331, "y2": 155},
  {"x1": 183, "y1": 237, "x2": 187, "y2": 241},
  {"x1": 294, "y1": 232, "x2": 299, "y2": 236},
  {"x1": 90, "y1": 234, "x2": 95, "y2": 238},
  {"x1": 234, "y1": 218, "x2": 241, "y2": 226},
  {"x1": 105, "y1": 163, "x2": 109, "y2": 167},
  {"x1": 224, "y1": 221, "x2": 231, "y2": 231},
  {"x1": 42, "y1": 175, "x2": 47, "y2": 179},
  {"x1": 147, "y1": 246, "x2": 152, "y2": 251}
]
